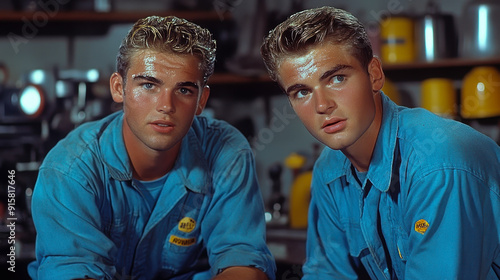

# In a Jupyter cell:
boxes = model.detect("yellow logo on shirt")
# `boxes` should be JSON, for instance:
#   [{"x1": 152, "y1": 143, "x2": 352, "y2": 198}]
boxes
[
  {"x1": 414, "y1": 219, "x2": 430, "y2": 234},
  {"x1": 169, "y1": 235, "x2": 196, "y2": 246},
  {"x1": 178, "y1": 217, "x2": 196, "y2": 233}
]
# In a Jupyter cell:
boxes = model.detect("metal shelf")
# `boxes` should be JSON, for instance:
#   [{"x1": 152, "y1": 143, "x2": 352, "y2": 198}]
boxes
[
  {"x1": 383, "y1": 57, "x2": 500, "y2": 81},
  {"x1": 0, "y1": 10, "x2": 227, "y2": 36},
  {"x1": 0, "y1": 10, "x2": 224, "y2": 22}
]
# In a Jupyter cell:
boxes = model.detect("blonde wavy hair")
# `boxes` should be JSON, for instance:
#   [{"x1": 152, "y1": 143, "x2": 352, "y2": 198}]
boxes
[
  {"x1": 116, "y1": 15, "x2": 216, "y2": 85},
  {"x1": 261, "y1": 6, "x2": 372, "y2": 83}
]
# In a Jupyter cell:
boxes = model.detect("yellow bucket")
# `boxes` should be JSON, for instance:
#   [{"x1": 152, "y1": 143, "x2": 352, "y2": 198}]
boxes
[
  {"x1": 380, "y1": 16, "x2": 415, "y2": 64},
  {"x1": 421, "y1": 78, "x2": 457, "y2": 118},
  {"x1": 288, "y1": 171, "x2": 312, "y2": 229},
  {"x1": 461, "y1": 66, "x2": 500, "y2": 119}
]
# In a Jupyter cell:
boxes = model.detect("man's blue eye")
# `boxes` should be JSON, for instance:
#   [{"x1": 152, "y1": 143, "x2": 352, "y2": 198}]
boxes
[
  {"x1": 143, "y1": 83, "x2": 154, "y2": 89},
  {"x1": 179, "y1": 88, "x2": 193, "y2": 95},
  {"x1": 332, "y1": 75, "x2": 345, "y2": 83},
  {"x1": 296, "y1": 90, "x2": 308, "y2": 98}
]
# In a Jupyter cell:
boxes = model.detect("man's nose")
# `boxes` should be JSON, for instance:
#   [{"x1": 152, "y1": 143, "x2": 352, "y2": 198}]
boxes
[
  {"x1": 156, "y1": 90, "x2": 175, "y2": 114},
  {"x1": 314, "y1": 89, "x2": 336, "y2": 114}
]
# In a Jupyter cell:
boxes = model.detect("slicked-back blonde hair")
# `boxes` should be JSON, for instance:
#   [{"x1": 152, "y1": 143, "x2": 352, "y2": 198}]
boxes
[
  {"x1": 261, "y1": 6, "x2": 372, "y2": 83},
  {"x1": 117, "y1": 15, "x2": 216, "y2": 85}
]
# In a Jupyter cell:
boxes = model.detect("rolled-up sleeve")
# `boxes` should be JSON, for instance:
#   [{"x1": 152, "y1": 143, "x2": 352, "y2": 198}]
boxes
[
  {"x1": 201, "y1": 148, "x2": 276, "y2": 279},
  {"x1": 28, "y1": 167, "x2": 116, "y2": 280}
]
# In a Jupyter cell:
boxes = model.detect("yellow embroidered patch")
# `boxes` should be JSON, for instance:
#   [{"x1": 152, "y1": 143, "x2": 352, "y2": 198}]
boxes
[
  {"x1": 169, "y1": 235, "x2": 196, "y2": 246},
  {"x1": 178, "y1": 217, "x2": 196, "y2": 233},
  {"x1": 414, "y1": 219, "x2": 430, "y2": 234}
]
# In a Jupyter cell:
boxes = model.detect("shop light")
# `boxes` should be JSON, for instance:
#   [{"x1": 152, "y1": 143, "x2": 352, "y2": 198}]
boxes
[
  {"x1": 86, "y1": 69, "x2": 99, "y2": 83},
  {"x1": 19, "y1": 84, "x2": 45, "y2": 118},
  {"x1": 29, "y1": 69, "x2": 46, "y2": 84},
  {"x1": 478, "y1": 5, "x2": 488, "y2": 52}
]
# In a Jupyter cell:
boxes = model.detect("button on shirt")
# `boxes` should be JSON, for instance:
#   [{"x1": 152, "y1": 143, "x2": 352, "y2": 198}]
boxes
[
  {"x1": 28, "y1": 111, "x2": 276, "y2": 280},
  {"x1": 302, "y1": 93, "x2": 500, "y2": 279}
]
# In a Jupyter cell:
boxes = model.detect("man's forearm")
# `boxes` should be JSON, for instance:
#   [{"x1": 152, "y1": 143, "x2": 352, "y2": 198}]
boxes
[{"x1": 213, "y1": 266, "x2": 269, "y2": 280}]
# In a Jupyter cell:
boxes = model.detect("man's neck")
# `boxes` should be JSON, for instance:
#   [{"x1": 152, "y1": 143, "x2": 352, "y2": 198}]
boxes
[
  {"x1": 129, "y1": 146, "x2": 179, "y2": 181},
  {"x1": 343, "y1": 92, "x2": 383, "y2": 173},
  {"x1": 124, "y1": 135, "x2": 181, "y2": 181}
]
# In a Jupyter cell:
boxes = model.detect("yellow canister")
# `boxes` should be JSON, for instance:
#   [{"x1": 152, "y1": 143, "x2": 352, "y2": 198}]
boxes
[
  {"x1": 421, "y1": 78, "x2": 457, "y2": 118},
  {"x1": 380, "y1": 16, "x2": 415, "y2": 64},
  {"x1": 288, "y1": 171, "x2": 312, "y2": 229},
  {"x1": 461, "y1": 66, "x2": 500, "y2": 119}
]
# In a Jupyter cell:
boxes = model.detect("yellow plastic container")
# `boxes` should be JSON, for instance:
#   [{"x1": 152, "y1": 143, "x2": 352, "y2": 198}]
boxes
[
  {"x1": 461, "y1": 66, "x2": 500, "y2": 119},
  {"x1": 380, "y1": 16, "x2": 415, "y2": 64},
  {"x1": 288, "y1": 171, "x2": 312, "y2": 229},
  {"x1": 284, "y1": 152, "x2": 307, "y2": 170},
  {"x1": 421, "y1": 78, "x2": 457, "y2": 118}
]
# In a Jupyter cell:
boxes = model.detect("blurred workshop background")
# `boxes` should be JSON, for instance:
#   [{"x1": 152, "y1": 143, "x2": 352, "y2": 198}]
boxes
[{"x1": 1, "y1": 0, "x2": 499, "y2": 279}]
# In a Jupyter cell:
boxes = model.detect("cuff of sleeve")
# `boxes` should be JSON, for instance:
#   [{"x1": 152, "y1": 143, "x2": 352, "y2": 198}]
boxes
[
  {"x1": 29, "y1": 257, "x2": 115, "y2": 280},
  {"x1": 211, "y1": 250, "x2": 277, "y2": 280}
]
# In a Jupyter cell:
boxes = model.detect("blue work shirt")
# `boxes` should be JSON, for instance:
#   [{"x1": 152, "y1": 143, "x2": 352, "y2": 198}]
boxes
[
  {"x1": 302, "y1": 93, "x2": 500, "y2": 279},
  {"x1": 28, "y1": 111, "x2": 276, "y2": 280}
]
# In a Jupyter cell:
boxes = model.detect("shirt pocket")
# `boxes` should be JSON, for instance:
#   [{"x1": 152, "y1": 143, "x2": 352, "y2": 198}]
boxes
[
  {"x1": 344, "y1": 222, "x2": 370, "y2": 258},
  {"x1": 344, "y1": 221, "x2": 387, "y2": 279},
  {"x1": 162, "y1": 221, "x2": 203, "y2": 270},
  {"x1": 162, "y1": 193, "x2": 206, "y2": 270}
]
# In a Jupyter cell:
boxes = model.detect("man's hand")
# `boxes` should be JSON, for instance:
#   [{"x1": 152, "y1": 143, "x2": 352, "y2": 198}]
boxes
[{"x1": 213, "y1": 266, "x2": 269, "y2": 280}]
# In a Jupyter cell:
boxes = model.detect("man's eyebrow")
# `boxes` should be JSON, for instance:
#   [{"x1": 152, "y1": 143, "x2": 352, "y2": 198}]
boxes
[
  {"x1": 132, "y1": 74, "x2": 163, "y2": 85},
  {"x1": 285, "y1": 83, "x2": 308, "y2": 96},
  {"x1": 319, "y1": 64, "x2": 353, "y2": 81},
  {"x1": 177, "y1": 81, "x2": 199, "y2": 90}
]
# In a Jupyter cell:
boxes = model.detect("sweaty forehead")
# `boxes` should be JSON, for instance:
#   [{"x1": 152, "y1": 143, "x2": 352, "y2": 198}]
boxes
[
  {"x1": 280, "y1": 43, "x2": 357, "y2": 69},
  {"x1": 129, "y1": 50, "x2": 202, "y2": 73},
  {"x1": 277, "y1": 43, "x2": 361, "y2": 90},
  {"x1": 284, "y1": 51, "x2": 321, "y2": 81}
]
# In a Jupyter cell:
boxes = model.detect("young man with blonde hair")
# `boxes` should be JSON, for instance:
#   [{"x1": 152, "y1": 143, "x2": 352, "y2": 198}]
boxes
[
  {"x1": 261, "y1": 6, "x2": 500, "y2": 279},
  {"x1": 29, "y1": 16, "x2": 275, "y2": 280}
]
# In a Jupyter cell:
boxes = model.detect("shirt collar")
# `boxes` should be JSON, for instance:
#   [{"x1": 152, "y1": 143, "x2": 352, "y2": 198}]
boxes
[
  {"x1": 171, "y1": 123, "x2": 210, "y2": 194},
  {"x1": 100, "y1": 111, "x2": 209, "y2": 194},
  {"x1": 366, "y1": 92, "x2": 400, "y2": 192},
  {"x1": 99, "y1": 111, "x2": 132, "y2": 181}
]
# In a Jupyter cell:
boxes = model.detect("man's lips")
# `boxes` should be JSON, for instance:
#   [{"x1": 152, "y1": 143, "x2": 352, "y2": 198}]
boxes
[
  {"x1": 151, "y1": 120, "x2": 174, "y2": 126},
  {"x1": 322, "y1": 117, "x2": 346, "y2": 133},
  {"x1": 150, "y1": 120, "x2": 175, "y2": 132}
]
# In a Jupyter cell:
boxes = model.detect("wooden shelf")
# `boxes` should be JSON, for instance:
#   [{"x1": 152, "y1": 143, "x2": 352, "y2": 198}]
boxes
[
  {"x1": 383, "y1": 57, "x2": 500, "y2": 70},
  {"x1": 382, "y1": 57, "x2": 500, "y2": 81},
  {"x1": 209, "y1": 57, "x2": 500, "y2": 85},
  {"x1": 0, "y1": 10, "x2": 228, "y2": 36},
  {"x1": 0, "y1": 10, "x2": 225, "y2": 22}
]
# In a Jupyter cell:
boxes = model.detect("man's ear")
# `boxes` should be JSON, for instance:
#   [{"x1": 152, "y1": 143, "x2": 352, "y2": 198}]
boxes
[
  {"x1": 196, "y1": 85, "x2": 210, "y2": 115},
  {"x1": 110, "y1": 72, "x2": 125, "y2": 103},
  {"x1": 368, "y1": 57, "x2": 385, "y2": 92}
]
